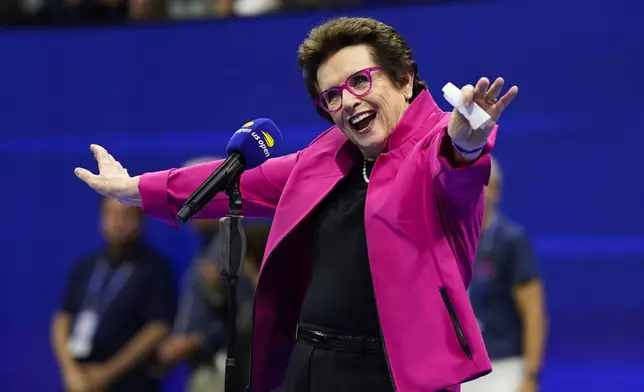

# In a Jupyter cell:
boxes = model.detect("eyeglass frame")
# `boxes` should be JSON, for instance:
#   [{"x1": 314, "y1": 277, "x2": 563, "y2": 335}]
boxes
[{"x1": 316, "y1": 66, "x2": 382, "y2": 113}]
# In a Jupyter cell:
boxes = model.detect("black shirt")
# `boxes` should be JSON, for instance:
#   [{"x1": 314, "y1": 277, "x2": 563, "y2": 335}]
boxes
[
  {"x1": 61, "y1": 243, "x2": 176, "y2": 392},
  {"x1": 299, "y1": 159, "x2": 381, "y2": 338}
]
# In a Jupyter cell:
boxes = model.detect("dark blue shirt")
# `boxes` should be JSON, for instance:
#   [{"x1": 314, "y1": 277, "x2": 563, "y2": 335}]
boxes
[
  {"x1": 468, "y1": 216, "x2": 539, "y2": 359},
  {"x1": 61, "y1": 243, "x2": 176, "y2": 392}
]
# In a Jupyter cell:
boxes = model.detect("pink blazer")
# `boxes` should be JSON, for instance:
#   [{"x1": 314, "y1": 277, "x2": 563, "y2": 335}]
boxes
[{"x1": 139, "y1": 89, "x2": 495, "y2": 392}]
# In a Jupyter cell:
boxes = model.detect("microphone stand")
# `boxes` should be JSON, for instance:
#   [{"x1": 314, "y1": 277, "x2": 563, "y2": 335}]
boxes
[{"x1": 218, "y1": 180, "x2": 246, "y2": 392}]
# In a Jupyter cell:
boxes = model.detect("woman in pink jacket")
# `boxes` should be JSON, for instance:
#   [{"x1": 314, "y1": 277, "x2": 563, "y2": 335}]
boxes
[{"x1": 76, "y1": 17, "x2": 518, "y2": 392}]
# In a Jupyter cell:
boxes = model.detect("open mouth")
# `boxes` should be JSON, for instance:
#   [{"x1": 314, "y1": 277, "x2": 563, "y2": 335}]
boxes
[{"x1": 349, "y1": 111, "x2": 377, "y2": 134}]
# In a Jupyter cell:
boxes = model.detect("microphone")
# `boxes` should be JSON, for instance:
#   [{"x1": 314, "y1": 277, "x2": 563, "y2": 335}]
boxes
[{"x1": 176, "y1": 118, "x2": 282, "y2": 224}]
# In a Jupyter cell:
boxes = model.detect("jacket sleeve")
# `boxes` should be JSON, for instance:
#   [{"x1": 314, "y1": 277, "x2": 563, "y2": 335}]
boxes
[
  {"x1": 138, "y1": 151, "x2": 301, "y2": 227},
  {"x1": 426, "y1": 116, "x2": 496, "y2": 210},
  {"x1": 424, "y1": 115, "x2": 497, "y2": 285}
]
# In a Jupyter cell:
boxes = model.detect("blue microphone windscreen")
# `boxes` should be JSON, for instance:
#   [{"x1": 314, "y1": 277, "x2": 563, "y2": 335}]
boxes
[{"x1": 226, "y1": 118, "x2": 283, "y2": 169}]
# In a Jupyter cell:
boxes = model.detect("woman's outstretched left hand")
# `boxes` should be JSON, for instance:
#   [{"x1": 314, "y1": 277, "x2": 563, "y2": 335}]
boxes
[{"x1": 447, "y1": 77, "x2": 519, "y2": 154}]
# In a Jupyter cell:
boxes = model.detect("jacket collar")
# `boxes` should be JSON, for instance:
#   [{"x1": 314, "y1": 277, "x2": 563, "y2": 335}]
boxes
[
  {"x1": 386, "y1": 89, "x2": 441, "y2": 151},
  {"x1": 333, "y1": 89, "x2": 442, "y2": 167}
]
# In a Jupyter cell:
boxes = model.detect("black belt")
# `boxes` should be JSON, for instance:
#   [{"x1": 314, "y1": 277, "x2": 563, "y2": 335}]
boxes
[{"x1": 296, "y1": 324, "x2": 384, "y2": 354}]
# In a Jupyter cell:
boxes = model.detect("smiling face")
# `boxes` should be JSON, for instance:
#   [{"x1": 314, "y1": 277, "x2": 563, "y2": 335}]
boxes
[{"x1": 316, "y1": 44, "x2": 413, "y2": 159}]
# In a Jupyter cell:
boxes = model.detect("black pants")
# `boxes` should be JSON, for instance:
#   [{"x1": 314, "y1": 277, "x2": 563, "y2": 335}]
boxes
[{"x1": 273, "y1": 341, "x2": 394, "y2": 392}]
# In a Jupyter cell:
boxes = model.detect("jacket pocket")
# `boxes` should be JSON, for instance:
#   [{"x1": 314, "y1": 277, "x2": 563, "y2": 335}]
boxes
[{"x1": 439, "y1": 287, "x2": 473, "y2": 359}]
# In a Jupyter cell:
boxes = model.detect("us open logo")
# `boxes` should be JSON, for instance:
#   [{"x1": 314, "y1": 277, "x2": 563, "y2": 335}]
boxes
[
  {"x1": 251, "y1": 131, "x2": 271, "y2": 157},
  {"x1": 261, "y1": 131, "x2": 275, "y2": 147}
]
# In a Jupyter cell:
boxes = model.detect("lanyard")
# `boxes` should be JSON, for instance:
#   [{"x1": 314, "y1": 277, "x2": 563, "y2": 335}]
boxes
[{"x1": 82, "y1": 258, "x2": 133, "y2": 314}]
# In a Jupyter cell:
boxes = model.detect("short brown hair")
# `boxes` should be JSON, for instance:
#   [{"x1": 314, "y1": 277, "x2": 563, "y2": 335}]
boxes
[{"x1": 297, "y1": 17, "x2": 428, "y2": 123}]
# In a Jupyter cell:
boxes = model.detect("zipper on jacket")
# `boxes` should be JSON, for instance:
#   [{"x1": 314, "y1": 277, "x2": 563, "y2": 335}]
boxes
[{"x1": 439, "y1": 287, "x2": 473, "y2": 359}]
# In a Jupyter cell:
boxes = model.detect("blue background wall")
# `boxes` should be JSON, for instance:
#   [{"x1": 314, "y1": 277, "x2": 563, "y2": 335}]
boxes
[{"x1": 0, "y1": 0, "x2": 642, "y2": 390}]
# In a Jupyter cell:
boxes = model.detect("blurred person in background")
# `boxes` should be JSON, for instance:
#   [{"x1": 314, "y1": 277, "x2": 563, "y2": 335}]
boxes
[
  {"x1": 156, "y1": 219, "x2": 269, "y2": 392},
  {"x1": 51, "y1": 197, "x2": 176, "y2": 392},
  {"x1": 37, "y1": 0, "x2": 164, "y2": 24},
  {"x1": 281, "y1": 0, "x2": 359, "y2": 14},
  {"x1": 226, "y1": 221, "x2": 270, "y2": 391},
  {"x1": 0, "y1": 0, "x2": 36, "y2": 25},
  {"x1": 231, "y1": 0, "x2": 279, "y2": 17},
  {"x1": 75, "y1": 17, "x2": 520, "y2": 392},
  {"x1": 166, "y1": 0, "x2": 219, "y2": 19},
  {"x1": 155, "y1": 215, "x2": 228, "y2": 392},
  {"x1": 165, "y1": 0, "x2": 278, "y2": 20},
  {"x1": 462, "y1": 156, "x2": 547, "y2": 392},
  {"x1": 154, "y1": 157, "x2": 266, "y2": 392}
]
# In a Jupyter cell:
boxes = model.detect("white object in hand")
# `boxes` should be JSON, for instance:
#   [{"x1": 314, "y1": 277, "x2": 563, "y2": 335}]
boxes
[{"x1": 442, "y1": 82, "x2": 491, "y2": 130}]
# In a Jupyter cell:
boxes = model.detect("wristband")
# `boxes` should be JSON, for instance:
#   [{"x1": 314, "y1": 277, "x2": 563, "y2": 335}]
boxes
[{"x1": 452, "y1": 141, "x2": 486, "y2": 155}]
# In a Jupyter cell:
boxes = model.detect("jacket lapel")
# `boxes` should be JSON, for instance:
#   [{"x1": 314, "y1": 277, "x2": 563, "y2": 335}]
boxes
[{"x1": 260, "y1": 130, "x2": 356, "y2": 273}]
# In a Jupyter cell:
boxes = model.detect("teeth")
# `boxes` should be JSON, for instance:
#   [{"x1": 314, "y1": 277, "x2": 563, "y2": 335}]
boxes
[{"x1": 350, "y1": 112, "x2": 374, "y2": 124}]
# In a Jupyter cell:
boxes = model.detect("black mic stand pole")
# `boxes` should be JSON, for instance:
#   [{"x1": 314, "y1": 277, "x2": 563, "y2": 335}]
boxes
[{"x1": 218, "y1": 180, "x2": 246, "y2": 392}]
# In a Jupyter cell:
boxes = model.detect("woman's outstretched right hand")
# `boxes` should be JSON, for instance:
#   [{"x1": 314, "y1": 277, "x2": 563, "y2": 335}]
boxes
[{"x1": 74, "y1": 144, "x2": 142, "y2": 206}]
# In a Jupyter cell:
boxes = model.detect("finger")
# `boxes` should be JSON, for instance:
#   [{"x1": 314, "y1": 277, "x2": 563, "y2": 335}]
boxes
[
  {"x1": 103, "y1": 155, "x2": 123, "y2": 175},
  {"x1": 109, "y1": 155, "x2": 123, "y2": 170},
  {"x1": 90, "y1": 144, "x2": 111, "y2": 171},
  {"x1": 480, "y1": 119, "x2": 496, "y2": 133},
  {"x1": 492, "y1": 85, "x2": 519, "y2": 119},
  {"x1": 74, "y1": 167, "x2": 98, "y2": 186},
  {"x1": 461, "y1": 84, "x2": 475, "y2": 108},
  {"x1": 474, "y1": 77, "x2": 490, "y2": 101},
  {"x1": 485, "y1": 77, "x2": 505, "y2": 102}
]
